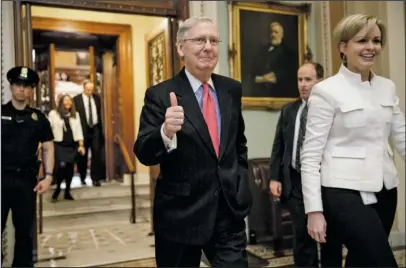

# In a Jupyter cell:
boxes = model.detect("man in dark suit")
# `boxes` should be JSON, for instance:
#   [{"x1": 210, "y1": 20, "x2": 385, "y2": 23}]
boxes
[
  {"x1": 74, "y1": 80, "x2": 105, "y2": 187},
  {"x1": 134, "y1": 17, "x2": 252, "y2": 267},
  {"x1": 269, "y1": 62, "x2": 342, "y2": 267}
]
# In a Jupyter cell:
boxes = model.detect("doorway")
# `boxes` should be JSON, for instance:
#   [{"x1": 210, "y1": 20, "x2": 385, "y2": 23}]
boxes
[{"x1": 31, "y1": 17, "x2": 135, "y2": 181}]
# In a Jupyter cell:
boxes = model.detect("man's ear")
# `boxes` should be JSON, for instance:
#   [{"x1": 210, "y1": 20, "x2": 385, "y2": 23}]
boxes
[{"x1": 177, "y1": 42, "x2": 184, "y2": 58}]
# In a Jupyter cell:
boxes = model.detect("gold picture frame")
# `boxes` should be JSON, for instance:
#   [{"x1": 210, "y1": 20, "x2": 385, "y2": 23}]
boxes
[
  {"x1": 229, "y1": 1, "x2": 311, "y2": 110},
  {"x1": 145, "y1": 20, "x2": 172, "y2": 88}
]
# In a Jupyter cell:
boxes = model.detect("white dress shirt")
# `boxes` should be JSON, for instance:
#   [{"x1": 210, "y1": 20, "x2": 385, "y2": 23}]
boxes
[
  {"x1": 161, "y1": 69, "x2": 215, "y2": 151},
  {"x1": 81, "y1": 93, "x2": 98, "y2": 126},
  {"x1": 291, "y1": 99, "x2": 306, "y2": 169},
  {"x1": 301, "y1": 65, "x2": 405, "y2": 213}
]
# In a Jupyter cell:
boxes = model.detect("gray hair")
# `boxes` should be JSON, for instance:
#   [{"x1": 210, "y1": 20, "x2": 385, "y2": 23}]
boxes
[{"x1": 176, "y1": 17, "x2": 214, "y2": 44}]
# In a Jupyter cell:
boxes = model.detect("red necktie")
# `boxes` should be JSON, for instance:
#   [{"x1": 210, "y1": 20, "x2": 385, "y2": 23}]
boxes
[{"x1": 202, "y1": 83, "x2": 219, "y2": 157}]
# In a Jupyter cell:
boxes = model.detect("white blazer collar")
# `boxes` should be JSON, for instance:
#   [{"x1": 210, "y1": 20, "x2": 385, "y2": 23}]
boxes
[{"x1": 339, "y1": 64, "x2": 376, "y2": 85}]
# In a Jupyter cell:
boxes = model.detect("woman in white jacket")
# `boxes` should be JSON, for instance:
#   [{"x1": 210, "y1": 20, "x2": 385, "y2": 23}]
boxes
[
  {"x1": 48, "y1": 94, "x2": 86, "y2": 201},
  {"x1": 301, "y1": 14, "x2": 405, "y2": 266}
]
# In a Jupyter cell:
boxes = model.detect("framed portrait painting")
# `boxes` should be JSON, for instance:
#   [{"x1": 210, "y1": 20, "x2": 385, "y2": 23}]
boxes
[{"x1": 230, "y1": 1, "x2": 311, "y2": 110}]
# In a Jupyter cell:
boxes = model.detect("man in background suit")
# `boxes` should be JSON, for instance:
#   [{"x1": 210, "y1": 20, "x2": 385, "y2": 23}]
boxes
[
  {"x1": 74, "y1": 80, "x2": 105, "y2": 187},
  {"x1": 134, "y1": 17, "x2": 252, "y2": 267},
  {"x1": 268, "y1": 62, "x2": 342, "y2": 267}
]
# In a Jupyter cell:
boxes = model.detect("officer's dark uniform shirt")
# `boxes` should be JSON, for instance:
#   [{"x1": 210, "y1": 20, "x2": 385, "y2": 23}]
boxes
[{"x1": 1, "y1": 101, "x2": 54, "y2": 176}]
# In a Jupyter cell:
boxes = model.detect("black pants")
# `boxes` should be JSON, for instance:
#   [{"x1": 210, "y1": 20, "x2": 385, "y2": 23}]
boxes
[
  {"x1": 322, "y1": 186, "x2": 398, "y2": 267},
  {"x1": 76, "y1": 125, "x2": 105, "y2": 183},
  {"x1": 287, "y1": 168, "x2": 342, "y2": 267},
  {"x1": 1, "y1": 175, "x2": 36, "y2": 267},
  {"x1": 155, "y1": 195, "x2": 248, "y2": 267},
  {"x1": 52, "y1": 162, "x2": 74, "y2": 199}
]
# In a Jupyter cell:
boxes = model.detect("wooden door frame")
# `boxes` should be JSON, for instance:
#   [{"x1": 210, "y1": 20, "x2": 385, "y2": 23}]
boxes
[
  {"x1": 26, "y1": 0, "x2": 189, "y2": 19},
  {"x1": 31, "y1": 17, "x2": 135, "y2": 175}
]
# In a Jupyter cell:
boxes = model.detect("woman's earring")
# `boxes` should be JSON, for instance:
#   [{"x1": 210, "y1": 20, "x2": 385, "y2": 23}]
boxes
[{"x1": 343, "y1": 54, "x2": 347, "y2": 63}]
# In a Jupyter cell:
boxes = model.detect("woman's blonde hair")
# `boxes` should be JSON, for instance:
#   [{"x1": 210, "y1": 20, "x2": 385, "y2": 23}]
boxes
[{"x1": 333, "y1": 14, "x2": 386, "y2": 60}]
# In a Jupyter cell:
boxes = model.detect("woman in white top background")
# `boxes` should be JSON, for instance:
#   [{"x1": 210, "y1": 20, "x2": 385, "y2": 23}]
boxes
[
  {"x1": 300, "y1": 14, "x2": 405, "y2": 267},
  {"x1": 48, "y1": 94, "x2": 86, "y2": 202}
]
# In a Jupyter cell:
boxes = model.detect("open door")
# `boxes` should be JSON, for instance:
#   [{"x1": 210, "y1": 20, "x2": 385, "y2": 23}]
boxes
[
  {"x1": 144, "y1": 18, "x2": 173, "y2": 234},
  {"x1": 102, "y1": 51, "x2": 116, "y2": 181},
  {"x1": 34, "y1": 44, "x2": 56, "y2": 113}
]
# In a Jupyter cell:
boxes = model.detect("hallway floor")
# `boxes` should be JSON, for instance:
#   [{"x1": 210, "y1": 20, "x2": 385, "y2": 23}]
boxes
[
  {"x1": 35, "y1": 220, "x2": 405, "y2": 267},
  {"x1": 31, "y1": 176, "x2": 405, "y2": 267},
  {"x1": 36, "y1": 222, "x2": 157, "y2": 267}
]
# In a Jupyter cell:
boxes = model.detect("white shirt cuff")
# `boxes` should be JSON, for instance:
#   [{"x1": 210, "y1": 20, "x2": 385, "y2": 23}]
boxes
[{"x1": 161, "y1": 124, "x2": 177, "y2": 152}]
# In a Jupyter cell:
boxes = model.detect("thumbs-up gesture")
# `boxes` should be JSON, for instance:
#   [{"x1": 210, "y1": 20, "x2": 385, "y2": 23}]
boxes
[{"x1": 163, "y1": 92, "x2": 184, "y2": 139}]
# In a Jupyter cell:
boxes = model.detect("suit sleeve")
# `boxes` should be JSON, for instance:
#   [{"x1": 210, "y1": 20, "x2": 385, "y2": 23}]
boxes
[
  {"x1": 236, "y1": 86, "x2": 248, "y2": 175},
  {"x1": 268, "y1": 109, "x2": 284, "y2": 181},
  {"x1": 390, "y1": 86, "x2": 405, "y2": 159},
  {"x1": 133, "y1": 88, "x2": 169, "y2": 166},
  {"x1": 300, "y1": 85, "x2": 335, "y2": 214}
]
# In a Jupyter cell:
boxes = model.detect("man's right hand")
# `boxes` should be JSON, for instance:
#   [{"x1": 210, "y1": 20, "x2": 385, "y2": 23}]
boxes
[
  {"x1": 163, "y1": 92, "x2": 184, "y2": 139},
  {"x1": 269, "y1": 180, "x2": 282, "y2": 197}
]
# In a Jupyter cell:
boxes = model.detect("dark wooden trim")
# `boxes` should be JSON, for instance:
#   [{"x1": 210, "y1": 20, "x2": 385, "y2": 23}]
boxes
[
  {"x1": 25, "y1": 4, "x2": 34, "y2": 68},
  {"x1": 32, "y1": 17, "x2": 136, "y2": 173},
  {"x1": 14, "y1": 1, "x2": 24, "y2": 65},
  {"x1": 175, "y1": 0, "x2": 189, "y2": 20},
  {"x1": 49, "y1": 43, "x2": 56, "y2": 109},
  {"x1": 24, "y1": 0, "x2": 184, "y2": 17}
]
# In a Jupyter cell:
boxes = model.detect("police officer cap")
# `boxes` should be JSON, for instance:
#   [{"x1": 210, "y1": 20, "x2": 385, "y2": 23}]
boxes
[{"x1": 7, "y1": 66, "x2": 39, "y2": 87}]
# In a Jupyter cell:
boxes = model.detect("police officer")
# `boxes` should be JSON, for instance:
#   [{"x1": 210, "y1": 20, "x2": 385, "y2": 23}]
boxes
[{"x1": 1, "y1": 66, "x2": 55, "y2": 267}]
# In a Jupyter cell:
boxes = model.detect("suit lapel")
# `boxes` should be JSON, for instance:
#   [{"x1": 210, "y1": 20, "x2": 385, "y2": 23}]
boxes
[
  {"x1": 286, "y1": 99, "x2": 302, "y2": 148},
  {"x1": 212, "y1": 75, "x2": 232, "y2": 161},
  {"x1": 76, "y1": 96, "x2": 85, "y2": 119},
  {"x1": 173, "y1": 70, "x2": 217, "y2": 157}
]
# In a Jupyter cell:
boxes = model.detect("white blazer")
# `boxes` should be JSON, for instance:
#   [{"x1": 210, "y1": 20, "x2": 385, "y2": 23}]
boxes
[
  {"x1": 301, "y1": 65, "x2": 405, "y2": 214},
  {"x1": 48, "y1": 110, "x2": 84, "y2": 142}
]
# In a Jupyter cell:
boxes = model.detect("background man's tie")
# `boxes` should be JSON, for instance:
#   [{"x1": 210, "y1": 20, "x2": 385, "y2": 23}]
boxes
[
  {"x1": 295, "y1": 103, "x2": 308, "y2": 170},
  {"x1": 88, "y1": 96, "x2": 94, "y2": 128},
  {"x1": 202, "y1": 82, "x2": 219, "y2": 157}
]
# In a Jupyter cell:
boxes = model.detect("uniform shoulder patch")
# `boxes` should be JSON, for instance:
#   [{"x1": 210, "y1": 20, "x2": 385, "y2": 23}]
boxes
[{"x1": 31, "y1": 112, "x2": 38, "y2": 121}]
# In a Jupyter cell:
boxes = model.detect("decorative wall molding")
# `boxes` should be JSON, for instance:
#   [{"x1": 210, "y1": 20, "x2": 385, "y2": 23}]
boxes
[
  {"x1": 320, "y1": 1, "x2": 332, "y2": 77},
  {"x1": 1, "y1": 1, "x2": 15, "y2": 103},
  {"x1": 386, "y1": 1, "x2": 406, "y2": 235},
  {"x1": 188, "y1": 1, "x2": 220, "y2": 73}
]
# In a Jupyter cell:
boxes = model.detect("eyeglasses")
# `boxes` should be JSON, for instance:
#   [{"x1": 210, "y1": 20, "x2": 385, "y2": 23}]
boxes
[{"x1": 183, "y1": 38, "x2": 221, "y2": 46}]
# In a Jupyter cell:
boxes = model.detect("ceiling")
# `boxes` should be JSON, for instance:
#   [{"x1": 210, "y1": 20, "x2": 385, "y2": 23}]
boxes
[{"x1": 33, "y1": 30, "x2": 117, "y2": 52}]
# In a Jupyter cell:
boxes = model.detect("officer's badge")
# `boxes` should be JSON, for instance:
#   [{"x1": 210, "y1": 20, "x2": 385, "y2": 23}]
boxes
[
  {"x1": 31, "y1": 112, "x2": 38, "y2": 121},
  {"x1": 20, "y1": 67, "x2": 28, "y2": 78}
]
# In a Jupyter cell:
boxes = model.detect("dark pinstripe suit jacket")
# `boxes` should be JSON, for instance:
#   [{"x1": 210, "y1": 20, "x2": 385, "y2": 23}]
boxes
[{"x1": 134, "y1": 68, "x2": 253, "y2": 245}]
